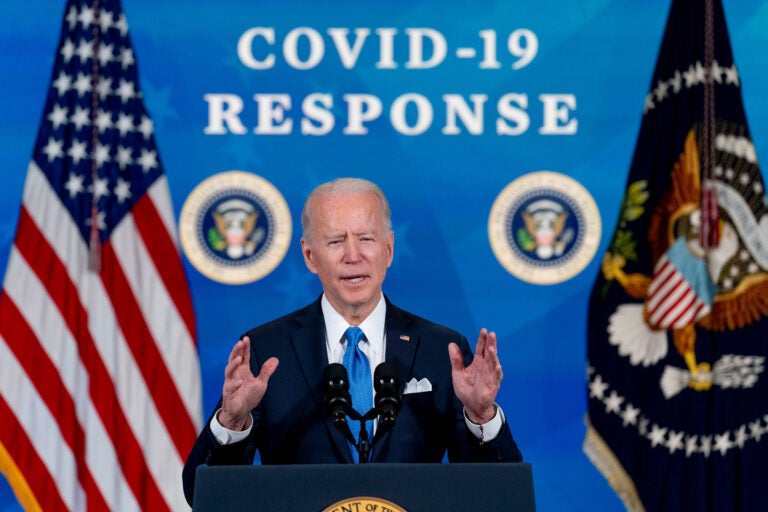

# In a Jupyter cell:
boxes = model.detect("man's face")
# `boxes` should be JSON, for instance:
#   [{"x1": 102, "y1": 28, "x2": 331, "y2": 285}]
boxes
[{"x1": 301, "y1": 190, "x2": 394, "y2": 323}]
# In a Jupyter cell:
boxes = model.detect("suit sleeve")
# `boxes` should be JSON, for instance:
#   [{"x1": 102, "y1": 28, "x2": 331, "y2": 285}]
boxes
[
  {"x1": 181, "y1": 402, "x2": 260, "y2": 506},
  {"x1": 182, "y1": 333, "x2": 264, "y2": 507}
]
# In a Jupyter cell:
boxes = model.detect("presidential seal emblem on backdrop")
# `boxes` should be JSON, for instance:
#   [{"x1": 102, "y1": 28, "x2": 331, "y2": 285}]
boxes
[
  {"x1": 488, "y1": 171, "x2": 601, "y2": 285},
  {"x1": 179, "y1": 171, "x2": 292, "y2": 285}
]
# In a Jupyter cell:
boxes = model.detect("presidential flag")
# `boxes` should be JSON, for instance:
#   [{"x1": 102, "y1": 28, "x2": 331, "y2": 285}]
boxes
[
  {"x1": 0, "y1": 0, "x2": 201, "y2": 510},
  {"x1": 584, "y1": 0, "x2": 768, "y2": 510}
]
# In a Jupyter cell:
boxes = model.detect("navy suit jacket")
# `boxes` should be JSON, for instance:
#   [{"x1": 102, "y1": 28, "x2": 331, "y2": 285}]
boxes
[{"x1": 182, "y1": 296, "x2": 522, "y2": 505}]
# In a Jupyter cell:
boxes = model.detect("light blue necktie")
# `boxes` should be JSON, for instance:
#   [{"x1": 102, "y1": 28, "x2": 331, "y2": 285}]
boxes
[{"x1": 342, "y1": 326, "x2": 373, "y2": 463}]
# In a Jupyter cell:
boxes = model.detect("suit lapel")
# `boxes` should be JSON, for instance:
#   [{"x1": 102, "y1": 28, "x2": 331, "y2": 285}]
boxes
[
  {"x1": 383, "y1": 304, "x2": 419, "y2": 389},
  {"x1": 370, "y1": 299, "x2": 419, "y2": 461},
  {"x1": 290, "y1": 299, "x2": 353, "y2": 462}
]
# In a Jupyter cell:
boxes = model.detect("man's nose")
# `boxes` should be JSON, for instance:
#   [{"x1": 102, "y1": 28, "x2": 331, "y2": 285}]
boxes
[{"x1": 342, "y1": 239, "x2": 361, "y2": 261}]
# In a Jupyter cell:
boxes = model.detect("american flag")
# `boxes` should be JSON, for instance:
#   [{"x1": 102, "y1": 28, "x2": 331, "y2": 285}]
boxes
[{"x1": 0, "y1": 0, "x2": 201, "y2": 510}]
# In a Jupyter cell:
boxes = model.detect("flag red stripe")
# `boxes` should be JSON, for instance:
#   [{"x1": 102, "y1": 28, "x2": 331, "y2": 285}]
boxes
[
  {"x1": 660, "y1": 288, "x2": 696, "y2": 327},
  {"x1": 691, "y1": 300, "x2": 708, "y2": 320},
  {"x1": 132, "y1": 193, "x2": 197, "y2": 343},
  {"x1": 13, "y1": 208, "x2": 170, "y2": 511},
  {"x1": 0, "y1": 397, "x2": 68, "y2": 511},
  {"x1": 650, "y1": 280, "x2": 688, "y2": 327},
  {"x1": 0, "y1": 295, "x2": 109, "y2": 511},
  {"x1": 647, "y1": 259, "x2": 675, "y2": 302},
  {"x1": 99, "y1": 241, "x2": 197, "y2": 459},
  {"x1": 647, "y1": 272, "x2": 684, "y2": 319}
]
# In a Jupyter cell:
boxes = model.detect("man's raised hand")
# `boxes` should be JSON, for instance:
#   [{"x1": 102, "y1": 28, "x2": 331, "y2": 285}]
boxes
[{"x1": 218, "y1": 336, "x2": 279, "y2": 431}]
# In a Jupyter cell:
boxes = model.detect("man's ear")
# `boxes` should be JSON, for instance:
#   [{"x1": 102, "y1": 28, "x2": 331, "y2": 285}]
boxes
[{"x1": 301, "y1": 238, "x2": 318, "y2": 274}]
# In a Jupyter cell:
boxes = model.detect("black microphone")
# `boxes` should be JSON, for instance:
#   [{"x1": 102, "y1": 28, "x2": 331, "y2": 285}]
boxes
[
  {"x1": 323, "y1": 363, "x2": 352, "y2": 426},
  {"x1": 373, "y1": 362, "x2": 402, "y2": 431}
]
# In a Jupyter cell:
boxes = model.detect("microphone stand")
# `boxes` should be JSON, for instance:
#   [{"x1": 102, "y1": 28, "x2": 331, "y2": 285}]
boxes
[
  {"x1": 357, "y1": 424, "x2": 370, "y2": 464},
  {"x1": 352, "y1": 408, "x2": 379, "y2": 464},
  {"x1": 332, "y1": 408, "x2": 381, "y2": 464}
]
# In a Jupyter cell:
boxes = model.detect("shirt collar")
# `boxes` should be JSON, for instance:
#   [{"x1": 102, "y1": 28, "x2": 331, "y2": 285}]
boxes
[{"x1": 322, "y1": 294, "x2": 386, "y2": 358}]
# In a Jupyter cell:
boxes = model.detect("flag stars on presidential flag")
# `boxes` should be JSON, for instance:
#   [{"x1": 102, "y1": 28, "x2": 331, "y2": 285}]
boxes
[
  {"x1": 619, "y1": 403, "x2": 640, "y2": 428},
  {"x1": 35, "y1": 1, "x2": 161, "y2": 243},
  {"x1": 666, "y1": 430, "x2": 685, "y2": 454},
  {"x1": 603, "y1": 391, "x2": 624, "y2": 415},
  {"x1": 587, "y1": 367, "x2": 768, "y2": 458},
  {"x1": 643, "y1": 60, "x2": 739, "y2": 114}
]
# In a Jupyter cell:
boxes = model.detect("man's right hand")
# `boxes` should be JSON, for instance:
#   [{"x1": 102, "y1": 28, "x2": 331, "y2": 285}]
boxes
[{"x1": 218, "y1": 336, "x2": 279, "y2": 431}]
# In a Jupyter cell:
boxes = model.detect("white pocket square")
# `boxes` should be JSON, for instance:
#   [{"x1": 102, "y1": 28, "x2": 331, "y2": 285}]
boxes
[{"x1": 403, "y1": 377, "x2": 432, "y2": 394}]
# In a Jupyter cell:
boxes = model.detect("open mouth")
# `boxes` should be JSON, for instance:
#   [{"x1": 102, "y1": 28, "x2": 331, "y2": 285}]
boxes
[{"x1": 342, "y1": 275, "x2": 367, "y2": 284}]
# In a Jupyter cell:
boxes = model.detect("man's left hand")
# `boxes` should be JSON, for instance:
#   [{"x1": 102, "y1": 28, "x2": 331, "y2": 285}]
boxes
[{"x1": 448, "y1": 328, "x2": 502, "y2": 424}]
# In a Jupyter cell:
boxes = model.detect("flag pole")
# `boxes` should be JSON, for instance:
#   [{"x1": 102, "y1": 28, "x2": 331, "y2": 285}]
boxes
[
  {"x1": 89, "y1": 0, "x2": 103, "y2": 272},
  {"x1": 700, "y1": 0, "x2": 719, "y2": 249}
]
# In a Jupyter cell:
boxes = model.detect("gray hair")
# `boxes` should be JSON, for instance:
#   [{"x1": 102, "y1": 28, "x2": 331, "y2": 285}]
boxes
[{"x1": 301, "y1": 178, "x2": 392, "y2": 240}]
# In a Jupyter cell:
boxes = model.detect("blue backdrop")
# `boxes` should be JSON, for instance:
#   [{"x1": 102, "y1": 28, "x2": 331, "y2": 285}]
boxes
[{"x1": 1, "y1": 1, "x2": 767, "y2": 510}]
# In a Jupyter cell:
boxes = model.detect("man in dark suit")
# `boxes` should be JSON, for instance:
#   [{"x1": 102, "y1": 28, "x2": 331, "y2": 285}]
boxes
[{"x1": 182, "y1": 178, "x2": 523, "y2": 505}]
